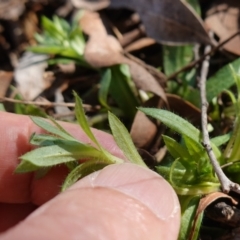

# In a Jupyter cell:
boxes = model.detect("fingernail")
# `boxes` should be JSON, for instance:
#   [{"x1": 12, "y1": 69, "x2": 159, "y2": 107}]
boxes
[{"x1": 70, "y1": 163, "x2": 180, "y2": 221}]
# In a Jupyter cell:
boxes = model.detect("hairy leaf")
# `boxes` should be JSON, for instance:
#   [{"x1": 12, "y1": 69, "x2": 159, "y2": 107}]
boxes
[
  {"x1": 108, "y1": 112, "x2": 147, "y2": 167},
  {"x1": 162, "y1": 135, "x2": 190, "y2": 160},
  {"x1": 62, "y1": 160, "x2": 110, "y2": 191},
  {"x1": 16, "y1": 141, "x2": 111, "y2": 173},
  {"x1": 73, "y1": 91, "x2": 102, "y2": 149},
  {"x1": 31, "y1": 116, "x2": 76, "y2": 141},
  {"x1": 178, "y1": 196, "x2": 201, "y2": 240},
  {"x1": 99, "y1": 68, "x2": 112, "y2": 109},
  {"x1": 211, "y1": 134, "x2": 231, "y2": 147},
  {"x1": 139, "y1": 108, "x2": 200, "y2": 142}
]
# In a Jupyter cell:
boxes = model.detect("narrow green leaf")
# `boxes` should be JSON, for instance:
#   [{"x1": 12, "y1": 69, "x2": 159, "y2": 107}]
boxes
[
  {"x1": 0, "y1": 103, "x2": 6, "y2": 111},
  {"x1": 178, "y1": 196, "x2": 201, "y2": 240},
  {"x1": 61, "y1": 160, "x2": 110, "y2": 191},
  {"x1": 189, "y1": 211, "x2": 204, "y2": 240},
  {"x1": 15, "y1": 161, "x2": 41, "y2": 173},
  {"x1": 31, "y1": 116, "x2": 76, "y2": 141},
  {"x1": 183, "y1": 58, "x2": 240, "y2": 107},
  {"x1": 28, "y1": 46, "x2": 79, "y2": 59},
  {"x1": 73, "y1": 91, "x2": 101, "y2": 149},
  {"x1": 108, "y1": 112, "x2": 147, "y2": 167},
  {"x1": 109, "y1": 65, "x2": 139, "y2": 120},
  {"x1": 186, "y1": 0, "x2": 201, "y2": 15},
  {"x1": 211, "y1": 133, "x2": 231, "y2": 147},
  {"x1": 162, "y1": 135, "x2": 191, "y2": 160},
  {"x1": 163, "y1": 45, "x2": 193, "y2": 76},
  {"x1": 16, "y1": 141, "x2": 113, "y2": 173},
  {"x1": 139, "y1": 108, "x2": 200, "y2": 142},
  {"x1": 99, "y1": 68, "x2": 112, "y2": 109},
  {"x1": 48, "y1": 116, "x2": 76, "y2": 139},
  {"x1": 182, "y1": 135, "x2": 204, "y2": 157},
  {"x1": 206, "y1": 58, "x2": 240, "y2": 102},
  {"x1": 53, "y1": 15, "x2": 70, "y2": 35},
  {"x1": 70, "y1": 36, "x2": 85, "y2": 56},
  {"x1": 30, "y1": 133, "x2": 63, "y2": 146},
  {"x1": 41, "y1": 16, "x2": 65, "y2": 40}
]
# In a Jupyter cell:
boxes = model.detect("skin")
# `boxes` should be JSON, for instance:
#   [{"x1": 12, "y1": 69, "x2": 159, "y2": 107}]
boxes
[{"x1": 0, "y1": 112, "x2": 180, "y2": 240}]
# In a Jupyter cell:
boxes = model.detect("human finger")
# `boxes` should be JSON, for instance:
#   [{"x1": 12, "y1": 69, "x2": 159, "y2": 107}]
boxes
[{"x1": 0, "y1": 163, "x2": 180, "y2": 240}]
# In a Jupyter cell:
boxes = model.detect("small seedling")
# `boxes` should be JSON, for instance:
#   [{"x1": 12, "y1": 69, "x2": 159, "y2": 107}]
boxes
[{"x1": 16, "y1": 91, "x2": 146, "y2": 191}]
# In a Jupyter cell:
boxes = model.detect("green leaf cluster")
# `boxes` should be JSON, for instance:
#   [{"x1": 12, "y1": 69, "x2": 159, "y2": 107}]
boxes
[
  {"x1": 16, "y1": 92, "x2": 146, "y2": 190},
  {"x1": 29, "y1": 15, "x2": 87, "y2": 66},
  {"x1": 139, "y1": 107, "x2": 220, "y2": 196},
  {"x1": 99, "y1": 65, "x2": 140, "y2": 120}
]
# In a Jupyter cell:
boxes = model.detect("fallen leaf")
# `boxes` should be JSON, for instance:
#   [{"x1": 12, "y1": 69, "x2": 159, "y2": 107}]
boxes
[
  {"x1": 205, "y1": 0, "x2": 240, "y2": 55},
  {"x1": 0, "y1": 0, "x2": 26, "y2": 20},
  {"x1": 71, "y1": 0, "x2": 109, "y2": 11},
  {"x1": 125, "y1": 38, "x2": 156, "y2": 52},
  {"x1": 14, "y1": 52, "x2": 48, "y2": 100},
  {"x1": 0, "y1": 71, "x2": 13, "y2": 98},
  {"x1": 131, "y1": 110, "x2": 157, "y2": 148},
  {"x1": 130, "y1": 96, "x2": 160, "y2": 148},
  {"x1": 119, "y1": 26, "x2": 145, "y2": 47},
  {"x1": 73, "y1": 0, "x2": 211, "y2": 45},
  {"x1": 80, "y1": 10, "x2": 167, "y2": 102},
  {"x1": 189, "y1": 192, "x2": 238, "y2": 240},
  {"x1": 110, "y1": 0, "x2": 211, "y2": 45}
]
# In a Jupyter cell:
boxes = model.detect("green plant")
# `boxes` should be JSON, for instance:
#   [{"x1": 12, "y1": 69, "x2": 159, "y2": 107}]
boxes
[
  {"x1": 29, "y1": 15, "x2": 87, "y2": 66},
  {"x1": 18, "y1": 13, "x2": 240, "y2": 240},
  {"x1": 16, "y1": 92, "x2": 146, "y2": 192},
  {"x1": 15, "y1": 80, "x2": 240, "y2": 239},
  {"x1": 29, "y1": 15, "x2": 140, "y2": 122}
]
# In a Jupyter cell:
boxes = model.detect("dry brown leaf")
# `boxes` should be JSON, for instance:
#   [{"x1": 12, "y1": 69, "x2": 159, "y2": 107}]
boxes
[
  {"x1": 80, "y1": 10, "x2": 167, "y2": 102},
  {"x1": 189, "y1": 192, "x2": 238, "y2": 240},
  {"x1": 119, "y1": 26, "x2": 145, "y2": 47},
  {"x1": 71, "y1": 0, "x2": 109, "y2": 11},
  {"x1": 110, "y1": 0, "x2": 211, "y2": 45},
  {"x1": 0, "y1": 71, "x2": 13, "y2": 98},
  {"x1": 73, "y1": 0, "x2": 210, "y2": 44},
  {"x1": 205, "y1": 0, "x2": 240, "y2": 55},
  {"x1": 130, "y1": 96, "x2": 161, "y2": 148},
  {"x1": 14, "y1": 52, "x2": 48, "y2": 100},
  {"x1": 130, "y1": 110, "x2": 157, "y2": 148},
  {"x1": 80, "y1": 10, "x2": 123, "y2": 67},
  {"x1": 125, "y1": 38, "x2": 156, "y2": 52},
  {"x1": 125, "y1": 60, "x2": 167, "y2": 102},
  {"x1": 0, "y1": 0, "x2": 26, "y2": 20}
]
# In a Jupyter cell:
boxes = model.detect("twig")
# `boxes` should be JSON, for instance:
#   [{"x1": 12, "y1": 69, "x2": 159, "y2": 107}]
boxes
[
  {"x1": 0, "y1": 97, "x2": 100, "y2": 112},
  {"x1": 168, "y1": 30, "x2": 240, "y2": 80},
  {"x1": 199, "y1": 44, "x2": 240, "y2": 194}
]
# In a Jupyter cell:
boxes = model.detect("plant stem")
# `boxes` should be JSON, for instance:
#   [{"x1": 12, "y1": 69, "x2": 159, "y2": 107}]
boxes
[
  {"x1": 199, "y1": 44, "x2": 240, "y2": 194},
  {"x1": 0, "y1": 96, "x2": 100, "y2": 112}
]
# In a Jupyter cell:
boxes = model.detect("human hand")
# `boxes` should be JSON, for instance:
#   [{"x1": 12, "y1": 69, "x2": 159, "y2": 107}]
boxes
[{"x1": 0, "y1": 112, "x2": 180, "y2": 240}]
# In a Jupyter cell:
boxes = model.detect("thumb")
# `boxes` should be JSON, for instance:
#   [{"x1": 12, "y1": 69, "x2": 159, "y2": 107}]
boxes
[{"x1": 0, "y1": 163, "x2": 180, "y2": 240}]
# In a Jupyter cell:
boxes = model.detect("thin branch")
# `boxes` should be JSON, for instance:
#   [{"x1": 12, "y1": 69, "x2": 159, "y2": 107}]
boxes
[
  {"x1": 0, "y1": 97, "x2": 100, "y2": 112},
  {"x1": 168, "y1": 30, "x2": 240, "y2": 80},
  {"x1": 199, "y1": 44, "x2": 240, "y2": 194}
]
